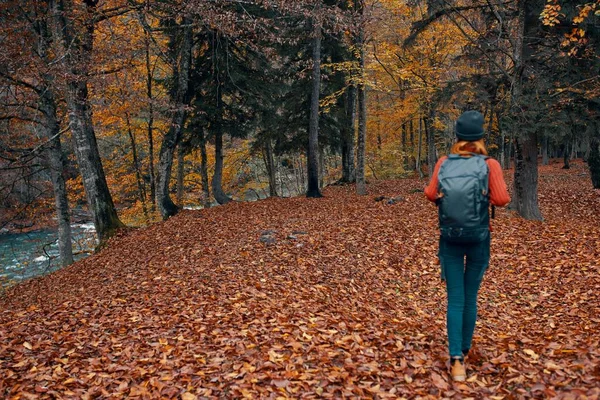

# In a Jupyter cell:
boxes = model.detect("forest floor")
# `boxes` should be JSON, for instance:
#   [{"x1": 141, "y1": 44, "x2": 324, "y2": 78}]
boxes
[{"x1": 1, "y1": 160, "x2": 599, "y2": 399}]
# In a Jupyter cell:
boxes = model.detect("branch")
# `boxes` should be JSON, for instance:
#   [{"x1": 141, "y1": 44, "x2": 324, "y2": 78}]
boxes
[
  {"x1": 0, "y1": 70, "x2": 42, "y2": 95},
  {"x1": 551, "y1": 75, "x2": 600, "y2": 98},
  {"x1": 0, "y1": 115, "x2": 43, "y2": 125},
  {"x1": 127, "y1": 0, "x2": 174, "y2": 65},
  {"x1": 403, "y1": 1, "x2": 514, "y2": 48},
  {"x1": 29, "y1": 127, "x2": 70, "y2": 156},
  {"x1": 89, "y1": 62, "x2": 135, "y2": 77},
  {"x1": 93, "y1": 5, "x2": 132, "y2": 23},
  {"x1": 435, "y1": 1, "x2": 514, "y2": 82},
  {"x1": 0, "y1": 126, "x2": 68, "y2": 164},
  {"x1": 372, "y1": 43, "x2": 401, "y2": 89}
]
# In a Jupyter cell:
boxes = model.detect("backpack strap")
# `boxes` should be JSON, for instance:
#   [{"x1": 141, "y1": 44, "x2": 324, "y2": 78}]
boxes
[{"x1": 447, "y1": 152, "x2": 489, "y2": 160}]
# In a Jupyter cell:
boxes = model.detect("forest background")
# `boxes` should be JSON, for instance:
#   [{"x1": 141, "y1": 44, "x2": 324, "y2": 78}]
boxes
[{"x1": 1, "y1": 0, "x2": 600, "y2": 273}]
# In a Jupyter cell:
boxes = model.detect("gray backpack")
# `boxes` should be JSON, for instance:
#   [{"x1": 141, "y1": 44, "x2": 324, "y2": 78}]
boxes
[{"x1": 437, "y1": 154, "x2": 490, "y2": 244}]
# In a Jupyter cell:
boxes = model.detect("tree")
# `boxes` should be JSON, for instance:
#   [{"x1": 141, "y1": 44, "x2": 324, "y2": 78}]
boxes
[
  {"x1": 541, "y1": 0, "x2": 600, "y2": 188},
  {"x1": 509, "y1": 0, "x2": 543, "y2": 220},
  {"x1": 155, "y1": 17, "x2": 194, "y2": 218},
  {"x1": 340, "y1": 85, "x2": 357, "y2": 183},
  {"x1": 36, "y1": 9, "x2": 74, "y2": 266},
  {"x1": 589, "y1": 137, "x2": 600, "y2": 189},
  {"x1": 49, "y1": 0, "x2": 125, "y2": 242},
  {"x1": 355, "y1": 0, "x2": 367, "y2": 196},
  {"x1": 0, "y1": 1, "x2": 74, "y2": 265},
  {"x1": 307, "y1": 5, "x2": 324, "y2": 198}
]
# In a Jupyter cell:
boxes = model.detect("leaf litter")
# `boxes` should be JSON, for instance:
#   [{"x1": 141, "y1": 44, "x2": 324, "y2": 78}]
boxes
[{"x1": 1, "y1": 161, "x2": 599, "y2": 399}]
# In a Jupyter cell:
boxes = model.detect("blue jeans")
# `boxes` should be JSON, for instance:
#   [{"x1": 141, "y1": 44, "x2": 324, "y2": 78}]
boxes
[{"x1": 439, "y1": 234, "x2": 490, "y2": 358}]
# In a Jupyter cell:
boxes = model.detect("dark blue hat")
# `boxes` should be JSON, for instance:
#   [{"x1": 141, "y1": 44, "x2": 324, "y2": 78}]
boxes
[{"x1": 456, "y1": 111, "x2": 485, "y2": 141}]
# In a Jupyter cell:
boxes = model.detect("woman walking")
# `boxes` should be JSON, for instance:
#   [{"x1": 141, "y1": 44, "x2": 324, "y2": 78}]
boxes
[{"x1": 425, "y1": 110, "x2": 510, "y2": 381}]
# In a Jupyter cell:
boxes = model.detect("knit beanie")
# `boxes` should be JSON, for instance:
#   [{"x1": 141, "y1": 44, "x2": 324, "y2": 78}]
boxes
[{"x1": 455, "y1": 111, "x2": 484, "y2": 141}]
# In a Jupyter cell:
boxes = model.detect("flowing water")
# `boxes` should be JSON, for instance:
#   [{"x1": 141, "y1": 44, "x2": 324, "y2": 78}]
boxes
[{"x1": 0, "y1": 223, "x2": 97, "y2": 287}]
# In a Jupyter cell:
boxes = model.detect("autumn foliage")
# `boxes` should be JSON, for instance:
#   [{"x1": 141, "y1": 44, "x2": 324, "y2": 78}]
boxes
[{"x1": 1, "y1": 161, "x2": 599, "y2": 398}]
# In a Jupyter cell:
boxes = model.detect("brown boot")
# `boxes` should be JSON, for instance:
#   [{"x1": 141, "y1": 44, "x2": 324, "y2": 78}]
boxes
[{"x1": 450, "y1": 358, "x2": 466, "y2": 382}]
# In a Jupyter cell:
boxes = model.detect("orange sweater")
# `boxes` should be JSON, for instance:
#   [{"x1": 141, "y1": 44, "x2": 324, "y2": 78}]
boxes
[{"x1": 425, "y1": 156, "x2": 511, "y2": 207}]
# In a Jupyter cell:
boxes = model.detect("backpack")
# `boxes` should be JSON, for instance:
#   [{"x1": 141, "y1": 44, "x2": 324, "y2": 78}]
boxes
[{"x1": 437, "y1": 154, "x2": 490, "y2": 244}]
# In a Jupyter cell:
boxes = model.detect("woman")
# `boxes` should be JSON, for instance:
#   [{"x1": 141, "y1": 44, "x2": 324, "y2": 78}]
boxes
[{"x1": 425, "y1": 110, "x2": 510, "y2": 382}]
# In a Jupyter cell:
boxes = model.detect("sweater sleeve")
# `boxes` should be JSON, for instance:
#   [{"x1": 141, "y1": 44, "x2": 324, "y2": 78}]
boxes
[
  {"x1": 486, "y1": 158, "x2": 511, "y2": 207},
  {"x1": 424, "y1": 156, "x2": 447, "y2": 202}
]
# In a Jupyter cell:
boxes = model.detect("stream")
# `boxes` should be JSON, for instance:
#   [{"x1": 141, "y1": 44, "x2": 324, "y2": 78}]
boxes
[{"x1": 0, "y1": 223, "x2": 97, "y2": 287}]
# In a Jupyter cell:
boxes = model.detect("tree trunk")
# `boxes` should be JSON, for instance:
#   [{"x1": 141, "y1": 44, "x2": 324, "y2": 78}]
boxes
[
  {"x1": 562, "y1": 140, "x2": 570, "y2": 169},
  {"x1": 307, "y1": 12, "x2": 323, "y2": 198},
  {"x1": 263, "y1": 140, "x2": 278, "y2": 197},
  {"x1": 510, "y1": 0, "x2": 542, "y2": 220},
  {"x1": 500, "y1": 118, "x2": 506, "y2": 169},
  {"x1": 507, "y1": 131, "x2": 514, "y2": 169},
  {"x1": 409, "y1": 119, "x2": 416, "y2": 170},
  {"x1": 356, "y1": 55, "x2": 367, "y2": 195},
  {"x1": 49, "y1": 0, "x2": 123, "y2": 244},
  {"x1": 37, "y1": 12, "x2": 73, "y2": 267},
  {"x1": 40, "y1": 95, "x2": 73, "y2": 267},
  {"x1": 416, "y1": 117, "x2": 424, "y2": 179},
  {"x1": 176, "y1": 145, "x2": 185, "y2": 206},
  {"x1": 513, "y1": 131, "x2": 542, "y2": 219},
  {"x1": 355, "y1": 0, "x2": 367, "y2": 196},
  {"x1": 46, "y1": 129, "x2": 74, "y2": 267},
  {"x1": 341, "y1": 85, "x2": 357, "y2": 182},
  {"x1": 199, "y1": 130, "x2": 211, "y2": 208},
  {"x1": 401, "y1": 123, "x2": 408, "y2": 170},
  {"x1": 425, "y1": 114, "x2": 437, "y2": 177},
  {"x1": 589, "y1": 137, "x2": 600, "y2": 189},
  {"x1": 486, "y1": 104, "x2": 494, "y2": 144},
  {"x1": 542, "y1": 133, "x2": 549, "y2": 165},
  {"x1": 156, "y1": 21, "x2": 193, "y2": 219},
  {"x1": 126, "y1": 113, "x2": 149, "y2": 219},
  {"x1": 583, "y1": 132, "x2": 591, "y2": 162},
  {"x1": 145, "y1": 31, "x2": 156, "y2": 209},
  {"x1": 212, "y1": 126, "x2": 232, "y2": 204}
]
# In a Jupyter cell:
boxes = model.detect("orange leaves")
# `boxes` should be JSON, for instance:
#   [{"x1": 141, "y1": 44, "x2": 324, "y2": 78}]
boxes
[
  {"x1": 1, "y1": 160, "x2": 600, "y2": 397},
  {"x1": 544, "y1": 1, "x2": 600, "y2": 56},
  {"x1": 541, "y1": 2, "x2": 564, "y2": 27},
  {"x1": 542, "y1": 1, "x2": 599, "y2": 27}
]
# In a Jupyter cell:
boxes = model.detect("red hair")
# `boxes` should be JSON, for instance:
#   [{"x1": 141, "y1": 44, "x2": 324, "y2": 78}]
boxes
[{"x1": 450, "y1": 139, "x2": 488, "y2": 156}]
